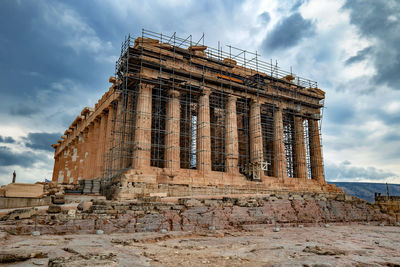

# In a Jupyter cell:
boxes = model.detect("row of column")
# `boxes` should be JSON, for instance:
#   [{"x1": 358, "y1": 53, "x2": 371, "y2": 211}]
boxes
[
  {"x1": 132, "y1": 83, "x2": 325, "y2": 182},
  {"x1": 53, "y1": 105, "x2": 114, "y2": 184},
  {"x1": 53, "y1": 82, "x2": 324, "y2": 184}
]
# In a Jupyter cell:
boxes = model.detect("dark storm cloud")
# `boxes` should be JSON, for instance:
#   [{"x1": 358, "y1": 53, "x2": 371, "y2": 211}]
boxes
[
  {"x1": 0, "y1": 146, "x2": 38, "y2": 167},
  {"x1": 325, "y1": 161, "x2": 398, "y2": 182},
  {"x1": 343, "y1": 0, "x2": 400, "y2": 90},
  {"x1": 9, "y1": 105, "x2": 40, "y2": 116},
  {"x1": 345, "y1": 46, "x2": 373, "y2": 65},
  {"x1": 24, "y1": 132, "x2": 62, "y2": 152},
  {"x1": 0, "y1": 136, "x2": 16, "y2": 143},
  {"x1": 0, "y1": 1, "x2": 117, "y2": 117},
  {"x1": 262, "y1": 12, "x2": 315, "y2": 52}
]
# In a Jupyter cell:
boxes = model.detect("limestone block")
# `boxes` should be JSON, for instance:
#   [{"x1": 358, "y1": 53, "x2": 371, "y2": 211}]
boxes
[
  {"x1": 203, "y1": 199, "x2": 221, "y2": 207},
  {"x1": 77, "y1": 201, "x2": 93, "y2": 211},
  {"x1": 68, "y1": 209, "x2": 76, "y2": 217},
  {"x1": 150, "y1": 192, "x2": 167, "y2": 198},
  {"x1": 292, "y1": 195, "x2": 304, "y2": 200},
  {"x1": 0, "y1": 208, "x2": 35, "y2": 220},
  {"x1": 181, "y1": 198, "x2": 202, "y2": 207},
  {"x1": 4, "y1": 183, "x2": 44, "y2": 198}
]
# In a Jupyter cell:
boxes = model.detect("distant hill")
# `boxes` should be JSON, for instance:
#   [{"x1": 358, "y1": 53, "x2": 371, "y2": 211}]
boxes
[{"x1": 329, "y1": 182, "x2": 400, "y2": 203}]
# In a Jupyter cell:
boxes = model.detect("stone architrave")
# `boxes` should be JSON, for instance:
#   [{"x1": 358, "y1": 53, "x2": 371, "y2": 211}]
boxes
[
  {"x1": 225, "y1": 95, "x2": 239, "y2": 174},
  {"x1": 165, "y1": 89, "x2": 181, "y2": 173},
  {"x1": 294, "y1": 116, "x2": 308, "y2": 179},
  {"x1": 197, "y1": 87, "x2": 212, "y2": 173},
  {"x1": 273, "y1": 107, "x2": 287, "y2": 179},
  {"x1": 132, "y1": 83, "x2": 153, "y2": 169},
  {"x1": 309, "y1": 118, "x2": 325, "y2": 184}
]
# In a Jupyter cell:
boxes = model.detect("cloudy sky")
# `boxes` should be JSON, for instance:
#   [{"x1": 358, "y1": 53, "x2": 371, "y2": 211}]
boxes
[{"x1": 0, "y1": 0, "x2": 399, "y2": 185}]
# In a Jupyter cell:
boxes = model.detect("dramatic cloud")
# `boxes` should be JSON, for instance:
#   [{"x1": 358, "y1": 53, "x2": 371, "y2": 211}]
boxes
[
  {"x1": 262, "y1": 12, "x2": 315, "y2": 51},
  {"x1": 24, "y1": 132, "x2": 62, "y2": 152},
  {"x1": 0, "y1": 0, "x2": 399, "y2": 185},
  {"x1": 9, "y1": 105, "x2": 41, "y2": 117},
  {"x1": 0, "y1": 146, "x2": 38, "y2": 167},
  {"x1": 343, "y1": 0, "x2": 400, "y2": 89},
  {"x1": 0, "y1": 136, "x2": 15, "y2": 144},
  {"x1": 345, "y1": 46, "x2": 372, "y2": 65}
]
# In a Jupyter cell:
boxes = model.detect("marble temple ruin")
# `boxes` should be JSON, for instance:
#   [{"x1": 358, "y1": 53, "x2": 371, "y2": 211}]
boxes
[{"x1": 51, "y1": 30, "x2": 340, "y2": 199}]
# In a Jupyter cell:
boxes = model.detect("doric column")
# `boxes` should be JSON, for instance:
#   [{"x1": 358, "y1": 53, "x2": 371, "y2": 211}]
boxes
[
  {"x1": 225, "y1": 95, "x2": 239, "y2": 174},
  {"x1": 273, "y1": 107, "x2": 287, "y2": 179},
  {"x1": 308, "y1": 118, "x2": 325, "y2": 183},
  {"x1": 54, "y1": 154, "x2": 61, "y2": 183},
  {"x1": 294, "y1": 116, "x2": 308, "y2": 179},
  {"x1": 165, "y1": 89, "x2": 180, "y2": 173},
  {"x1": 88, "y1": 121, "x2": 98, "y2": 179},
  {"x1": 249, "y1": 99, "x2": 264, "y2": 178},
  {"x1": 103, "y1": 105, "x2": 114, "y2": 177},
  {"x1": 132, "y1": 83, "x2": 153, "y2": 169},
  {"x1": 85, "y1": 124, "x2": 92, "y2": 179},
  {"x1": 65, "y1": 145, "x2": 73, "y2": 184},
  {"x1": 113, "y1": 99, "x2": 123, "y2": 170},
  {"x1": 58, "y1": 151, "x2": 66, "y2": 184},
  {"x1": 59, "y1": 154, "x2": 64, "y2": 182},
  {"x1": 77, "y1": 133, "x2": 84, "y2": 181},
  {"x1": 94, "y1": 119, "x2": 102, "y2": 178},
  {"x1": 71, "y1": 139, "x2": 78, "y2": 184},
  {"x1": 52, "y1": 155, "x2": 58, "y2": 182},
  {"x1": 197, "y1": 87, "x2": 212, "y2": 173},
  {"x1": 96, "y1": 113, "x2": 107, "y2": 178},
  {"x1": 81, "y1": 129, "x2": 89, "y2": 179}
]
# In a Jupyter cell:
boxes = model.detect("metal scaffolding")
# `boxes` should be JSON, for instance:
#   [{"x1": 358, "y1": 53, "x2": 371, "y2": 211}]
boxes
[{"x1": 102, "y1": 28, "x2": 324, "y2": 185}]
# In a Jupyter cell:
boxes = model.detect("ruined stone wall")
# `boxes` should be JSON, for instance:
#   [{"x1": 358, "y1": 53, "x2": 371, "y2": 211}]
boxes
[
  {"x1": 375, "y1": 196, "x2": 400, "y2": 218},
  {"x1": 52, "y1": 85, "x2": 120, "y2": 184},
  {"x1": 0, "y1": 194, "x2": 394, "y2": 235}
]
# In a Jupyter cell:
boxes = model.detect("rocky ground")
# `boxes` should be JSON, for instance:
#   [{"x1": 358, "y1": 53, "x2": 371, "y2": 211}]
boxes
[{"x1": 1, "y1": 224, "x2": 399, "y2": 266}]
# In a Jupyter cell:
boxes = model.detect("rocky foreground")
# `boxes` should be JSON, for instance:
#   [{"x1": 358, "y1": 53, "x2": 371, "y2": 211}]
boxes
[
  {"x1": 0, "y1": 194, "x2": 399, "y2": 266},
  {"x1": 0, "y1": 193, "x2": 396, "y2": 235},
  {"x1": 0, "y1": 225, "x2": 400, "y2": 266}
]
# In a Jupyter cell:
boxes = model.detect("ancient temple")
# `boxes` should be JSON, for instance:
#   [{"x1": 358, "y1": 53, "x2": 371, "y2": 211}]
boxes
[{"x1": 52, "y1": 30, "x2": 340, "y2": 199}]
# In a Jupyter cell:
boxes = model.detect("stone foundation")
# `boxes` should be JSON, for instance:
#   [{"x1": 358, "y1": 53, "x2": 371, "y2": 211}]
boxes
[
  {"x1": 0, "y1": 194, "x2": 394, "y2": 235},
  {"x1": 104, "y1": 171, "x2": 340, "y2": 200}
]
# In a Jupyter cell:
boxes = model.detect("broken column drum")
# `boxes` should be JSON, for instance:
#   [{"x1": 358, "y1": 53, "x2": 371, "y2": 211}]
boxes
[{"x1": 52, "y1": 30, "x2": 338, "y2": 198}]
